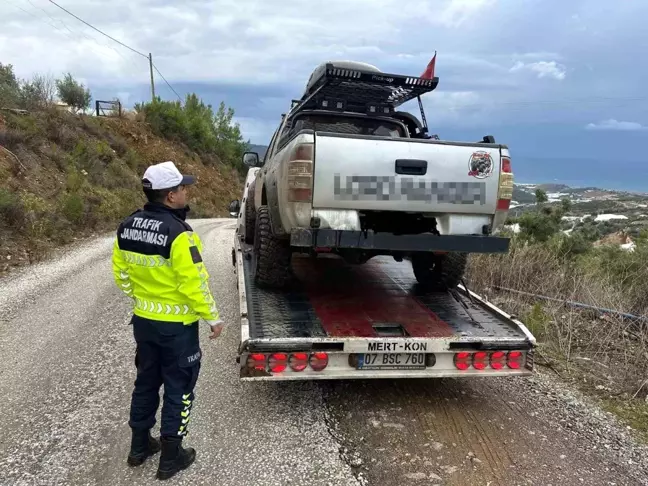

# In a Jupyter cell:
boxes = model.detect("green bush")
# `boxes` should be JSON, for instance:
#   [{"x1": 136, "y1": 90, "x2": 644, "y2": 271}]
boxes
[
  {"x1": 135, "y1": 95, "x2": 247, "y2": 171},
  {"x1": 0, "y1": 188, "x2": 26, "y2": 229},
  {"x1": 518, "y1": 211, "x2": 561, "y2": 243},
  {"x1": 61, "y1": 193, "x2": 85, "y2": 224}
]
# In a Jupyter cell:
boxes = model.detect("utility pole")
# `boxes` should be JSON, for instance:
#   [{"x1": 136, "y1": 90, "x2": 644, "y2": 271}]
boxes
[{"x1": 148, "y1": 53, "x2": 156, "y2": 102}]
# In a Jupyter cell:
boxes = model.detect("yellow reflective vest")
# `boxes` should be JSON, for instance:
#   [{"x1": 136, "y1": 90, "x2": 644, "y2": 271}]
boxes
[{"x1": 111, "y1": 203, "x2": 220, "y2": 325}]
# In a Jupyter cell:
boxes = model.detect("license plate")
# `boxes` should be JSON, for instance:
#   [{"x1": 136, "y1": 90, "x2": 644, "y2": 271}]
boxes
[{"x1": 357, "y1": 353, "x2": 426, "y2": 370}]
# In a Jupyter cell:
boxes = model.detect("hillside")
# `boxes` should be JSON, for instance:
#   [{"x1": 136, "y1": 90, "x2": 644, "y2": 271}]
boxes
[
  {"x1": 0, "y1": 108, "x2": 243, "y2": 274},
  {"x1": 510, "y1": 183, "x2": 648, "y2": 242}
]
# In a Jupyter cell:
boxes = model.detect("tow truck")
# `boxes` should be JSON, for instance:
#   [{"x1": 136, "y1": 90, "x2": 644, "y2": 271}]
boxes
[
  {"x1": 230, "y1": 176, "x2": 536, "y2": 381},
  {"x1": 229, "y1": 60, "x2": 536, "y2": 381}
]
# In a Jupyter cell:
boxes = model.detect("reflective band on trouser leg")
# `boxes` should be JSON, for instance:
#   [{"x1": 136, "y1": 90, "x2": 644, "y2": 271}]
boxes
[
  {"x1": 178, "y1": 391, "x2": 194, "y2": 436},
  {"x1": 159, "y1": 322, "x2": 201, "y2": 438}
]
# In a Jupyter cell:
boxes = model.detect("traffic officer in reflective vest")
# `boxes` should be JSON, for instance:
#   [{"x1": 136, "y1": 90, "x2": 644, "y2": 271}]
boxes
[{"x1": 111, "y1": 160, "x2": 223, "y2": 480}]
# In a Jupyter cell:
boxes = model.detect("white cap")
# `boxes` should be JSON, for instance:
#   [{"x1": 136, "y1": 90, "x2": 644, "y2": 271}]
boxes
[{"x1": 142, "y1": 161, "x2": 196, "y2": 190}]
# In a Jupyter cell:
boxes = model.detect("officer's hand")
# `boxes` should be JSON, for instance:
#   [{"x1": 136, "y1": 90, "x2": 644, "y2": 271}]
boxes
[{"x1": 209, "y1": 323, "x2": 225, "y2": 340}]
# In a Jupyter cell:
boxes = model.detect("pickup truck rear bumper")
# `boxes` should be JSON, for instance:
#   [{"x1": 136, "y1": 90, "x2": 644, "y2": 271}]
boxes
[{"x1": 290, "y1": 229, "x2": 510, "y2": 253}]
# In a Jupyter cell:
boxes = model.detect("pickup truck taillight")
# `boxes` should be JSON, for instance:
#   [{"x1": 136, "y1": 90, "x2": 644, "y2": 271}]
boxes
[
  {"x1": 492, "y1": 155, "x2": 513, "y2": 230},
  {"x1": 287, "y1": 143, "x2": 314, "y2": 202}
]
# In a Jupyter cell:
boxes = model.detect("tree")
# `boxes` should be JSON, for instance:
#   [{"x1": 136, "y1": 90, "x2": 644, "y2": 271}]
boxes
[
  {"x1": 0, "y1": 63, "x2": 20, "y2": 108},
  {"x1": 56, "y1": 73, "x2": 91, "y2": 113},
  {"x1": 20, "y1": 74, "x2": 56, "y2": 110},
  {"x1": 213, "y1": 101, "x2": 245, "y2": 170},
  {"x1": 560, "y1": 197, "x2": 572, "y2": 213},
  {"x1": 535, "y1": 188, "x2": 548, "y2": 205},
  {"x1": 135, "y1": 94, "x2": 247, "y2": 172}
]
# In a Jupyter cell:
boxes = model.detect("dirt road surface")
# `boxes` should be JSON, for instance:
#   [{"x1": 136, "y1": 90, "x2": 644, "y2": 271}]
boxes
[{"x1": 1, "y1": 219, "x2": 647, "y2": 486}]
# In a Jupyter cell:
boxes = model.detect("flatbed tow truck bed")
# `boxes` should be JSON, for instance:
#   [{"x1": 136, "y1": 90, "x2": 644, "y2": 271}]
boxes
[{"x1": 233, "y1": 237, "x2": 536, "y2": 381}]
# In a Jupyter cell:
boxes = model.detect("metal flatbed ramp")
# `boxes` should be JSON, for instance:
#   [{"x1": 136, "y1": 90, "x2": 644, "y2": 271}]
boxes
[
  {"x1": 242, "y1": 247, "x2": 528, "y2": 343},
  {"x1": 234, "y1": 238, "x2": 535, "y2": 381}
]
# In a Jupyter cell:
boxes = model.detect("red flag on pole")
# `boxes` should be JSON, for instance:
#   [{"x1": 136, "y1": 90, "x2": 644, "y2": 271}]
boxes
[{"x1": 421, "y1": 51, "x2": 437, "y2": 79}]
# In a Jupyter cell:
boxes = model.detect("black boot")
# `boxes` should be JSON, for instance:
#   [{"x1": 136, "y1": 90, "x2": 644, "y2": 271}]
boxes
[
  {"x1": 156, "y1": 436, "x2": 196, "y2": 480},
  {"x1": 127, "y1": 429, "x2": 161, "y2": 466}
]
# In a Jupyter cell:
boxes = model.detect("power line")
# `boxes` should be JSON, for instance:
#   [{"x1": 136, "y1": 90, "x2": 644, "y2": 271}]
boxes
[
  {"x1": 22, "y1": 0, "x2": 139, "y2": 69},
  {"x1": 44, "y1": 0, "x2": 183, "y2": 103},
  {"x1": 6, "y1": 0, "x2": 77, "y2": 43},
  {"x1": 47, "y1": 0, "x2": 148, "y2": 59},
  {"x1": 153, "y1": 64, "x2": 183, "y2": 102}
]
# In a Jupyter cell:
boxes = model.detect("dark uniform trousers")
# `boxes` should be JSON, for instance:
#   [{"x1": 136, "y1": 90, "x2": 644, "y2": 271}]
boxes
[{"x1": 129, "y1": 315, "x2": 202, "y2": 438}]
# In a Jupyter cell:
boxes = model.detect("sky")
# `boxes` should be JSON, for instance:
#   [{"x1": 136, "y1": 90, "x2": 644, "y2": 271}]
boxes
[{"x1": 1, "y1": 0, "x2": 647, "y2": 191}]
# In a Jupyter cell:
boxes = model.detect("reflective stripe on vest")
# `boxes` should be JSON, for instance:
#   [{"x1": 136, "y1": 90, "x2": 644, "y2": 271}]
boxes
[
  {"x1": 135, "y1": 298, "x2": 192, "y2": 316},
  {"x1": 121, "y1": 250, "x2": 171, "y2": 268}
]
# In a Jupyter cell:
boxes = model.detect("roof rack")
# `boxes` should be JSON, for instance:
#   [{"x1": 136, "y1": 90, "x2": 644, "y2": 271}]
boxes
[{"x1": 288, "y1": 63, "x2": 439, "y2": 121}]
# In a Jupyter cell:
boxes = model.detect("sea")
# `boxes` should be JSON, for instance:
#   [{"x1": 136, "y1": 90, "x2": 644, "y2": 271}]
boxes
[{"x1": 512, "y1": 157, "x2": 647, "y2": 193}]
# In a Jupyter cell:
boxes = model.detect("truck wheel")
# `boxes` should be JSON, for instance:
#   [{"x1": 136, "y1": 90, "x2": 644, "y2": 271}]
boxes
[
  {"x1": 243, "y1": 182, "x2": 256, "y2": 244},
  {"x1": 411, "y1": 252, "x2": 468, "y2": 290},
  {"x1": 253, "y1": 205, "x2": 292, "y2": 288}
]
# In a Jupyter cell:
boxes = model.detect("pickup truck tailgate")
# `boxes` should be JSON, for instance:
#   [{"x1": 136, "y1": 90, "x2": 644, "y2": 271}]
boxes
[{"x1": 312, "y1": 133, "x2": 502, "y2": 214}]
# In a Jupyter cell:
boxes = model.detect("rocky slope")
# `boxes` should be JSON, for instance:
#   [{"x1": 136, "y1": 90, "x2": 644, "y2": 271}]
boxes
[{"x1": 0, "y1": 108, "x2": 243, "y2": 274}]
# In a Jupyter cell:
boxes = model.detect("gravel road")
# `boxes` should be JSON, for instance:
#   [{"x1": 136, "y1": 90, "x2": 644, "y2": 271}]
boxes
[{"x1": 1, "y1": 218, "x2": 647, "y2": 486}]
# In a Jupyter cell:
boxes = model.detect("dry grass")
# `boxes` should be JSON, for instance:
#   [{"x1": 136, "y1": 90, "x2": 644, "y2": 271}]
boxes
[
  {"x1": 467, "y1": 241, "x2": 648, "y2": 436},
  {"x1": 0, "y1": 108, "x2": 243, "y2": 274}
]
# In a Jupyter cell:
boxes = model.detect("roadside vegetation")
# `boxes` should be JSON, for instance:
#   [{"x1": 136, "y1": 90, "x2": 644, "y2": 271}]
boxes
[
  {"x1": 468, "y1": 190, "x2": 648, "y2": 440},
  {"x1": 0, "y1": 62, "x2": 247, "y2": 273}
]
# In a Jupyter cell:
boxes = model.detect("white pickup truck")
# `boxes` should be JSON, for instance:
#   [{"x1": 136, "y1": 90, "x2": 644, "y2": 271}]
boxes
[{"x1": 238, "y1": 61, "x2": 514, "y2": 289}]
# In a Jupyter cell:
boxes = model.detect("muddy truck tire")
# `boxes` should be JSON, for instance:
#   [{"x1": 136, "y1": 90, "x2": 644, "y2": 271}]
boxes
[
  {"x1": 253, "y1": 205, "x2": 292, "y2": 288},
  {"x1": 244, "y1": 181, "x2": 256, "y2": 244},
  {"x1": 411, "y1": 252, "x2": 468, "y2": 290}
]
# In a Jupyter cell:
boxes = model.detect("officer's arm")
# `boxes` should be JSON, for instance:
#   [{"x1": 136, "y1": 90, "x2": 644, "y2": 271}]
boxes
[
  {"x1": 111, "y1": 238, "x2": 134, "y2": 299},
  {"x1": 170, "y1": 231, "x2": 221, "y2": 324}
]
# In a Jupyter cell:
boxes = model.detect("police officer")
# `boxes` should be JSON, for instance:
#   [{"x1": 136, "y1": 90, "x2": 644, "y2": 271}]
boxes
[{"x1": 112, "y1": 161, "x2": 223, "y2": 480}]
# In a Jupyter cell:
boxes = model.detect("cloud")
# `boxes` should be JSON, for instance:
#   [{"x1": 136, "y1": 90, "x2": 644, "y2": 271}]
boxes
[
  {"x1": 1, "y1": 0, "x2": 648, "y2": 149},
  {"x1": 510, "y1": 61, "x2": 566, "y2": 80},
  {"x1": 585, "y1": 119, "x2": 647, "y2": 131},
  {"x1": 233, "y1": 116, "x2": 279, "y2": 142}
]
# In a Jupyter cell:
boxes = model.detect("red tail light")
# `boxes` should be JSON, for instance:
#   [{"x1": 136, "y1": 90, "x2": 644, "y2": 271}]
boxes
[
  {"x1": 289, "y1": 352, "x2": 309, "y2": 372},
  {"x1": 454, "y1": 352, "x2": 471, "y2": 370},
  {"x1": 496, "y1": 198, "x2": 511, "y2": 211},
  {"x1": 309, "y1": 352, "x2": 329, "y2": 372},
  {"x1": 501, "y1": 156, "x2": 512, "y2": 173},
  {"x1": 490, "y1": 351, "x2": 506, "y2": 370},
  {"x1": 472, "y1": 351, "x2": 488, "y2": 370},
  {"x1": 507, "y1": 351, "x2": 523, "y2": 369},
  {"x1": 269, "y1": 353, "x2": 288, "y2": 373},
  {"x1": 247, "y1": 353, "x2": 266, "y2": 371}
]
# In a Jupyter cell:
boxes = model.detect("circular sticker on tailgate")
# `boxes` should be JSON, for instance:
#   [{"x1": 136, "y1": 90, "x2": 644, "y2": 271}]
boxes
[{"x1": 468, "y1": 151, "x2": 494, "y2": 179}]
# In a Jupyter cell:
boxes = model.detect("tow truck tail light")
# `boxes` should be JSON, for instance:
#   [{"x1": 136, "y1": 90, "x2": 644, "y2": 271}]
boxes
[
  {"x1": 247, "y1": 353, "x2": 267, "y2": 371},
  {"x1": 493, "y1": 155, "x2": 514, "y2": 230},
  {"x1": 454, "y1": 352, "x2": 471, "y2": 370},
  {"x1": 309, "y1": 352, "x2": 329, "y2": 371},
  {"x1": 507, "y1": 351, "x2": 523, "y2": 369},
  {"x1": 269, "y1": 353, "x2": 288, "y2": 373},
  {"x1": 289, "y1": 352, "x2": 309, "y2": 372},
  {"x1": 472, "y1": 351, "x2": 488, "y2": 370},
  {"x1": 287, "y1": 143, "x2": 314, "y2": 203},
  {"x1": 490, "y1": 351, "x2": 506, "y2": 370}
]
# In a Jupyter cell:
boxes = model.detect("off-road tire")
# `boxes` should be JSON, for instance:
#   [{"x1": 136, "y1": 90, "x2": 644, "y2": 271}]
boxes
[
  {"x1": 244, "y1": 182, "x2": 256, "y2": 244},
  {"x1": 411, "y1": 252, "x2": 468, "y2": 290},
  {"x1": 253, "y1": 205, "x2": 292, "y2": 288}
]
